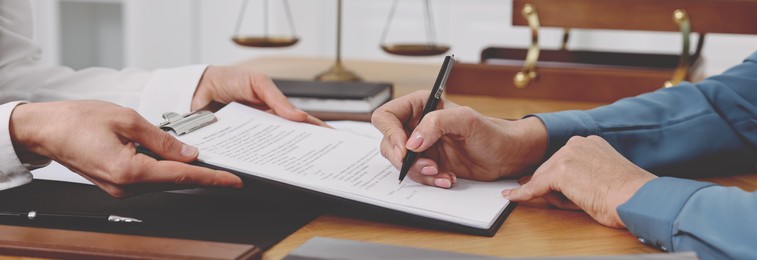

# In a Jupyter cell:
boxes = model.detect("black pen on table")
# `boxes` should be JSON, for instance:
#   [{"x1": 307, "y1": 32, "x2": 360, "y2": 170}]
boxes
[
  {"x1": 0, "y1": 210, "x2": 142, "y2": 223},
  {"x1": 398, "y1": 55, "x2": 455, "y2": 184}
]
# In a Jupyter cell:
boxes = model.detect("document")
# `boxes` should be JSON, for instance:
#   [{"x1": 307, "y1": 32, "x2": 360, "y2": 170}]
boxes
[{"x1": 178, "y1": 103, "x2": 518, "y2": 233}]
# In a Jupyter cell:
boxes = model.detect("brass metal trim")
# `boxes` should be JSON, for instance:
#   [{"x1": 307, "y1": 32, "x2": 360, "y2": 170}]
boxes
[
  {"x1": 665, "y1": 9, "x2": 691, "y2": 88},
  {"x1": 514, "y1": 4, "x2": 540, "y2": 89}
]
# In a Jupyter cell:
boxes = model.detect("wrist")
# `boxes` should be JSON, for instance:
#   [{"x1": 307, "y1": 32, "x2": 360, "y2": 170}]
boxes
[
  {"x1": 516, "y1": 116, "x2": 549, "y2": 164},
  {"x1": 9, "y1": 103, "x2": 49, "y2": 163},
  {"x1": 514, "y1": 116, "x2": 548, "y2": 168},
  {"x1": 490, "y1": 116, "x2": 548, "y2": 177}
]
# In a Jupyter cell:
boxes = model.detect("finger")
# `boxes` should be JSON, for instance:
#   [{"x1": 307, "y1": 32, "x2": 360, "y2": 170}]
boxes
[
  {"x1": 131, "y1": 153, "x2": 243, "y2": 187},
  {"x1": 502, "y1": 170, "x2": 555, "y2": 202},
  {"x1": 255, "y1": 76, "x2": 312, "y2": 123},
  {"x1": 373, "y1": 101, "x2": 418, "y2": 162},
  {"x1": 304, "y1": 113, "x2": 330, "y2": 127},
  {"x1": 380, "y1": 136, "x2": 404, "y2": 168},
  {"x1": 116, "y1": 111, "x2": 198, "y2": 162},
  {"x1": 405, "y1": 106, "x2": 482, "y2": 152},
  {"x1": 409, "y1": 171, "x2": 456, "y2": 188},
  {"x1": 372, "y1": 90, "x2": 431, "y2": 129},
  {"x1": 404, "y1": 158, "x2": 456, "y2": 188}
]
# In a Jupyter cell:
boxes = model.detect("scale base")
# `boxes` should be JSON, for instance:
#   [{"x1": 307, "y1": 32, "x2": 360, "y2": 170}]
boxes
[{"x1": 315, "y1": 63, "x2": 362, "y2": 82}]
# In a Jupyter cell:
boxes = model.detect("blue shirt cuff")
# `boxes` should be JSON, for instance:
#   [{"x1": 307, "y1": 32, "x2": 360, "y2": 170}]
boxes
[
  {"x1": 617, "y1": 177, "x2": 714, "y2": 251},
  {"x1": 530, "y1": 111, "x2": 600, "y2": 159}
]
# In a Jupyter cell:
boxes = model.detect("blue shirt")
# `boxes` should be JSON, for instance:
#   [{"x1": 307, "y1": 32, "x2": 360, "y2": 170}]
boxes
[{"x1": 535, "y1": 51, "x2": 757, "y2": 259}]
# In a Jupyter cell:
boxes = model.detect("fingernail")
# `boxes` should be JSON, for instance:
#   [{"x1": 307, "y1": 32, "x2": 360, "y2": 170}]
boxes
[
  {"x1": 501, "y1": 189, "x2": 512, "y2": 199},
  {"x1": 420, "y1": 166, "x2": 438, "y2": 175},
  {"x1": 451, "y1": 175, "x2": 457, "y2": 184},
  {"x1": 434, "y1": 178, "x2": 452, "y2": 188},
  {"x1": 406, "y1": 133, "x2": 423, "y2": 150},
  {"x1": 181, "y1": 144, "x2": 199, "y2": 157}
]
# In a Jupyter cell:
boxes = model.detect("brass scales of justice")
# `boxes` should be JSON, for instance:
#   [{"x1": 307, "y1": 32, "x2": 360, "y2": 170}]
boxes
[{"x1": 231, "y1": 0, "x2": 450, "y2": 82}]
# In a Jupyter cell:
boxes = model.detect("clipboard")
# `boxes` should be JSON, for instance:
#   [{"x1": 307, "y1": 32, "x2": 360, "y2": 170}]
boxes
[
  {"x1": 149, "y1": 106, "x2": 516, "y2": 237},
  {"x1": 158, "y1": 110, "x2": 218, "y2": 136}
]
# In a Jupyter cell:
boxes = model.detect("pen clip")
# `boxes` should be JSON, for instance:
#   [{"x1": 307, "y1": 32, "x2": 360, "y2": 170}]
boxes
[
  {"x1": 159, "y1": 110, "x2": 217, "y2": 136},
  {"x1": 435, "y1": 55, "x2": 455, "y2": 99}
]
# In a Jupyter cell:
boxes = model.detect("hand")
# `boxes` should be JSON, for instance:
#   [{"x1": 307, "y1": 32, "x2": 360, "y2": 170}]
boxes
[
  {"x1": 503, "y1": 136, "x2": 657, "y2": 228},
  {"x1": 371, "y1": 90, "x2": 548, "y2": 188},
  {"x1": 9, "y1": 101, "x2": 243, "y2": 198},
  {"x1": 192, "y1": 66, "x2": 327, "y2": 127}
]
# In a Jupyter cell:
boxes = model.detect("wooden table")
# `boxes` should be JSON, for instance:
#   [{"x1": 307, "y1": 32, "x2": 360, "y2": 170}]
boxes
[
  {"x1": 236, "y1": 57, "x2": 757, "y2": 259},
  {"x1": 1, "y1": 57, "x2": 754, "y2": 259}
]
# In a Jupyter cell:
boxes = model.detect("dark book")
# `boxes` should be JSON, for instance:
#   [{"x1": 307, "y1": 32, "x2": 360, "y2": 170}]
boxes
[{"x1": 274, "y1": 79, "x2": 393, "y2": 121}]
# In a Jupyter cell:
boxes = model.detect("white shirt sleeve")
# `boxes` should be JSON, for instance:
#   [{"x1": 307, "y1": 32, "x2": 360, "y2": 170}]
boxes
[
  {"x1": 0, "y1": 0, "x2": 209, "y2": 190},
  {"x1": 0, "y1": 101, "x2": 36, "y2": 190},
  {"x1": 0, "y1": 0, "x2": 206, "y2": 123}
]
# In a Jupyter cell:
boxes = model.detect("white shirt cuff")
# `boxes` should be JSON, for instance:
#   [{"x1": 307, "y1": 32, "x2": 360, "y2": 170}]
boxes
[
  {"x1": 138, "y1": 64, "x2": 209, "y2": 124},
  {"x1": 0, "y1": 101, "x2": 36, "y2": 190}
]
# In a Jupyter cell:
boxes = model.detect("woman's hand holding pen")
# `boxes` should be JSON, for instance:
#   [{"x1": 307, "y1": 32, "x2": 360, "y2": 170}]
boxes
[
  {"x1": 9, "y1": 101, "x2": 243, "y2": 198},
  {"x1": 371, "y1": 90, "x2": 548, "y2": 188}
]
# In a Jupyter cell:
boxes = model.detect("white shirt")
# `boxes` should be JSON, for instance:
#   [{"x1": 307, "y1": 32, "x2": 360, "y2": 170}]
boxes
[{"x1": 0, "y1": 0, "x2": 207, "y2": 190}]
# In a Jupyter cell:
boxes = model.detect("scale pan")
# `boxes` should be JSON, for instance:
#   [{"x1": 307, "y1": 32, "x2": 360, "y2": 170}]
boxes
[
  {"x1": 381, "y1": 44, "x2": 449, "y2": 56},
  {"x1": 232, "y1": 36, "x2": 299, "y2": 47}
]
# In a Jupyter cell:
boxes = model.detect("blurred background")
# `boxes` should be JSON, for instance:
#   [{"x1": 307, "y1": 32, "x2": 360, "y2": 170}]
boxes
[{"x1": 30, "y1": 0, "x2": 757, "y2": 76}]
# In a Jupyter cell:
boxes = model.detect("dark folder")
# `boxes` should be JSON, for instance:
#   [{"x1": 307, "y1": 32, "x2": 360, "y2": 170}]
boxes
[{"x1": 0, "y1": 179, "x2": 323, "y2": 258}]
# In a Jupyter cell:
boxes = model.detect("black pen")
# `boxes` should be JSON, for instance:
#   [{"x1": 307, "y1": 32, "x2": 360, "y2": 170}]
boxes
[
  {"x1": 399, "y1": 55, "x2": 455, "y2": 184},
  {"x1": 0, "y1": 210, "x2": 142, "y2": 223}
]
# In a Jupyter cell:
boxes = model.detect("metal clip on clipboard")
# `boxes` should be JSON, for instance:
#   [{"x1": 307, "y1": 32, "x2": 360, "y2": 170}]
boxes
[{"x1": 158, "y1": 111, "x2": 217, "y2": 136}]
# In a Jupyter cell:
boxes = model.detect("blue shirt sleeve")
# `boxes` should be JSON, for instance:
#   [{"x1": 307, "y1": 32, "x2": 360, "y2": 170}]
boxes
[
  {"x1": 532, "y1": 51, "x2": 757, "y2": 259},
  {"x1": 534, "y1": 52, "x2": 757, "y2": 176},
  {"x1": 618, "y1": 177, "x2": 757, "y2": 259}
]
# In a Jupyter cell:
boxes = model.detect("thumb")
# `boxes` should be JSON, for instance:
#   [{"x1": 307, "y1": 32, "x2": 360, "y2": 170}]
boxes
[
  {"x1": 119, "y1": 116, "x2": 199, "y2": 162},
  {"x1": 271, "y1": 104, "x2": 328, "y2": 127},
  {"x1": 255, "y1": 76, "x2": 312, "y2": 123},
  {"x1": 272, "y1": 103, "x2": 309, "y2": 122},
  {"x1": 502, "y1": 175, "x2": 551, "y2": 202}
]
